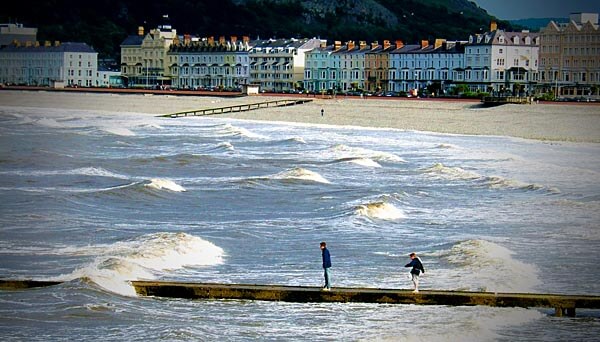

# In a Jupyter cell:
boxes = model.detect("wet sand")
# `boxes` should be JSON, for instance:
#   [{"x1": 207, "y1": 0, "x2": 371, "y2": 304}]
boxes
[{"x1": 1, "y1": 90, "x2": 599, "y2": 142}]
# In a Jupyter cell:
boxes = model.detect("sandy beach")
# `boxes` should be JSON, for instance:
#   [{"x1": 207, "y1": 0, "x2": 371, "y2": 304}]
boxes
[{"x1": 1, "y1": 90, "x2": 599, "y2": 142}]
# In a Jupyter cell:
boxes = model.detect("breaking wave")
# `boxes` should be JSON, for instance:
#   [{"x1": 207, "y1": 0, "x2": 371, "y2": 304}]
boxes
[
  {"x1": 144, "y1": 178, "x2": 186, "y2": 192},
  {"x1": 335, "y1": 157, "x2": 382, "y2": 168},
  {"x1": 437, "y1": 239, "x2": 541, "y2": 293},
  {"x1": 270, "y1": 167, "x2": 330, "y2": 184},
  {"x1": 215, "y1": 123, "x2": 265, "y2": 139},
  {"x1": 56, "y1": 232, "x2": 224, "y2": 296},
  {"x1": 328, "y1": 144, "x2": 405, "y2": 163},
  {"x1": 422, "y1": 163, "x2": 559, "y2": 193},
  {"x1": 355, "y1": 201, "x2": 405, "y2": 220}
]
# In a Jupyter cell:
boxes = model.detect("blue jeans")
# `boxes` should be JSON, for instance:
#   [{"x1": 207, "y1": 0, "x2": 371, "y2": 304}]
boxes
[{"x1": 323, "y1": 267, "x2": 331, "y2": 289}]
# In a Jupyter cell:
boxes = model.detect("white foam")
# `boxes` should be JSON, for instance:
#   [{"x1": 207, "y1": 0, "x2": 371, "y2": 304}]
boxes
[
  {"x1": 0, "y1": 166, "x2": 128, "y2": 179},
  {"x1": 422, "y1": 163, "x2": 481, "y2": 180},
  {"x1": 355, "y1": 202, "x2": 405, "y2": 220},
  {"x1": 329, "y1": 144, "x2": 405, "y2": 163},
  {"x1": 439, "y1": 239, "x2": 542, "y2": 293},
  {"x1": 57, "y1": 232, "x2": 224, "y2": 296},
  {"x1": 145, "y1": 178, "x2": 186, "y2": 192},
  {"x1": 101, "y1": 126, "x2": 136, "y2": 136},
  {"x1": 272, "y1": 167, "x2": 330, "y2": 184},
  {"x1": 348, "y1": 158, "x2": 382, "y2": 168},
  {"x1": 216, "y1": 123, "x2": 265, "y2": 139}
]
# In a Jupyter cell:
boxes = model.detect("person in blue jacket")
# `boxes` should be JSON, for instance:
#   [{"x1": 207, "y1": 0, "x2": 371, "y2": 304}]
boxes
[
  {"x1": 320, "y1": 241, "x2": 332, "y2": 290},
  {"x1": 405, "y1": 252, "x2": 425, "y2": 293}
]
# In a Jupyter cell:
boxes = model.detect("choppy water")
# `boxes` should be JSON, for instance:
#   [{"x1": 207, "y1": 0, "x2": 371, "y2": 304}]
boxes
[{"x1": 1, "y1": 103, "x2": 599, "y2": 341}]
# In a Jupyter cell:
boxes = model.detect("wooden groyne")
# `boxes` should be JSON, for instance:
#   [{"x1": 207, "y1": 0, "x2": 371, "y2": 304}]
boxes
[
  {"x1": 162, "y1": 99, "x2": 313, "y2": 118},
  {"x1": 132, "y1": 281, "x2": 600, "y2": 317},
  {"x1": 4, "y1": 279, "x2": 599, "y2": 317},
  {"x1": 482, "y1": 96, "x2": 532, "y2": 106}
]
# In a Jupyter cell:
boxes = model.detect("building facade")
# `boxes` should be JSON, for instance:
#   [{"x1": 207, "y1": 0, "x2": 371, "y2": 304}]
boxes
[
  {"x1": 250, "y1": 38, "x2": 322, "y2": 92},
  {"x1": 120, "y1": 18, "x2": 177, "y2": 88},
  {"x1": 538, "y1": 13, "x2": 600, "y2": 98},
  {"x1": 465, "y1": 23, "x2": 540, "y2": 95},
  {"x1": 389, "y1": 39, "x2": 465, "y2": 95},
  {"x1": 0, "y1": 23, "x2": 37, "y2": 47},
  {"x1": 304, "y1": 40, "x2": 371, "y2": 93},
  {"x1": 168, "y1": 35, "x2": 251, "y2": 90},
  {"x1": 0, "y1": 41, "x2": 97, "y2": 87}
]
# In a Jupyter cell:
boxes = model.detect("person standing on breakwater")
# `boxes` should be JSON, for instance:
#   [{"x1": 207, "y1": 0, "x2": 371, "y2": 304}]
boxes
[
  {"x1": 405, "y1": 252, "x2": 425, "y2": 293},
  {"x1": 320, "y1": 241, "x2": 332, "y2": 291}
]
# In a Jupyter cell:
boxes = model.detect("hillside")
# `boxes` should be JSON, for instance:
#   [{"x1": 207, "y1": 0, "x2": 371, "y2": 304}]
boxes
[
  {"x1": 3, "y1": 0, "x2": 515, "y2": 59},
  {"x1": 509, "y1": 17, "x2": 568, "y2": 31}
]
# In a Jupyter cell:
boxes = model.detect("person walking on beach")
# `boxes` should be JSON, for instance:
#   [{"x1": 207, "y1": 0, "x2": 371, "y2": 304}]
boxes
[
  {"x1": 320, "y1": 241, "x2": 332, "y2": 290},
  {"x1": 321, "y1": 108, "x2": 324, "y2": 117},
  {"x1": 405, "y1": 252, "x2": 425, "y2": 293}
]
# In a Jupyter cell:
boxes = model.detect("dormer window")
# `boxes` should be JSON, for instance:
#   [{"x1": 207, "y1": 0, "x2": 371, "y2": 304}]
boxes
[
  {"x1": 498, "y1": 36, "x2": 505, "y2": 43},
  {"x1": 513, "y1": 36, "x2": 520, "y2": 44}
]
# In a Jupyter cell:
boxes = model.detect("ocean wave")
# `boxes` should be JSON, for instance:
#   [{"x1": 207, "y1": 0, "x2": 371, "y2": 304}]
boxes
[
  {"x1": 0, "y1": 166, "x2": 129, "y2": 179},
  {"x1": 335, "y1": 157, "x2": 382, "y2": 168},
  {"x1": 215, "y1": 123, "x2": 265, "y2": 139},
  {"x1": 57, "y1": 232, "x2": 224, "y2": 296},
  {"x1": 355, "y1": 201, "x2": 405, "y2": 220},
  {"x1": 438, "y1": 239, "x2": 541, "y2": 293},
  {"x1": 144, "y1": 178, "x2": 186, "y2": 192},
  {"x1": 270, "y1": 167, "x2": 331, "y2": 184},
  {"x1": 422, "y1": 163, "x2": 559, "y2": 193},
  {"x1": 328, "y1": 144, "x2": 405, "y2": 163},
  {"x1": 213, "y1": 141, "x2": 235, "y2": 152},
  {"x1": 422, "y1": 163, "x2": 481, "y2": 180},
  {"x1": 101, "y1": 126, "x2": 136, "y2": 136}
]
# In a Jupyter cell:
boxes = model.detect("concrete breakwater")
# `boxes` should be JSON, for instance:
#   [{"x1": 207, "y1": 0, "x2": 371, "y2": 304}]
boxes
[
  {"x1": 131, "y1": 281, "x2": 598, "y2": 317},
  {"x1": 3, "y1": 279, "x2": 599, "y2": 317}
]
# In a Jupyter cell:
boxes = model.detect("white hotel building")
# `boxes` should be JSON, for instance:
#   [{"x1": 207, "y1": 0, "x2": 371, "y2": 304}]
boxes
[
  {"x1": 465, "y1": 22, "x2": 540, "y2": 95},
  {"x1": 0, "y1": 41, "x2": 97, "y2": 87}
]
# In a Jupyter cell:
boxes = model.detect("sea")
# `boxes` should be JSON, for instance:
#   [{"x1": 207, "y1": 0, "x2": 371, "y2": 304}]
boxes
[{"x1": 0, "y1": 101, "x2": 599, "y2": 341}]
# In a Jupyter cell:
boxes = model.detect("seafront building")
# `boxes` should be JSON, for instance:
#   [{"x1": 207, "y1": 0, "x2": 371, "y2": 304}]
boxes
[
  {"x1": 388, "y1": 39, "x2": 465, "y2": 95},
  {"x1": 249, "y1": 38, "x2": 322, "y2": 92},
  {"x1": 0, "y1": 41, "x2": 97, "y2": 87},
  {"x1": 304, "y1": 40, "x2": 370, "y2": 93},
  {"x1": 538, "y1": 13, "x2": 600, "y2": 98},
  {"x1": 168, "y1": 35, "x2": 252, "y2": 90},
  {"x1": 365, "y1": 40, "x2": 395, "y2": 92},
  {"x1": 120, "y1": 16, "x2": 178, "y2": 88},
  {"x1": 0, "y1": 23, "x2": 37, "y2": 47},
  {"x1": 464, "y1": 21, "x2": 540, "y2": 95}
]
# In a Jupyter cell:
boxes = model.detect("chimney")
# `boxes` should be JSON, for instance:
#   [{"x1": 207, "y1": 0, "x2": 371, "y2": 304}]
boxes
[
  {"x1": 54, "y1": 41, "x2": 60, "y2": 47},
  {"x1": 420, "y1": 40, "x2": 428, "y2": 49},
  {"x1": 334, "y1": 40, "x2": 342, "y2": 50},
  {"x1": 359, "y1": 41, "x2": 367, "y2": 49},
  {"x1": 138, "y1": 26, "x2": 144, "y2": 36},
  {"x1": 208, "y1": 36, "x2": 215, "y2": 46},
  {"x1": 395, "y1": 40, "x2": 404, "y2": 49},
  {"x1": 242, "y1": 36, "x2": 250, "y2": 43},
  {"x1": 434, "y1": 38, "x2": 446, "y2": 49},
  {"x1": 44, "y1": 40, "x2": 51, "y2": 47},
  {"x1": 371, "y1": 41, "x2": 379, "y2": 49},
  {"x1": 35, "y1": 41, "x2": 40, "y2": 47},
  {"x1": 383, "y1": 40, "x2": 391, "y2": 49},
  {"x1": 347, "y1": 40, "x2": 355, "y2": 50},
  {"x1": 490, "y1": 20, "x2": 497, "y2": 32},
  {"x1": 320, "y1": 40, "x2": 327, "y2": 48},
  {"x1": 231, "y1": 36, "x2": 237, "y2": 44},
  {"x1": 184, "y1": 34, "x2": 191, "y2": 45},
  {"x1": 25, "y1": 41, "x2": 32, "y2": 47},
  {"x1": 219, "y1": 36, "x2": 226, "y2": 45}
]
